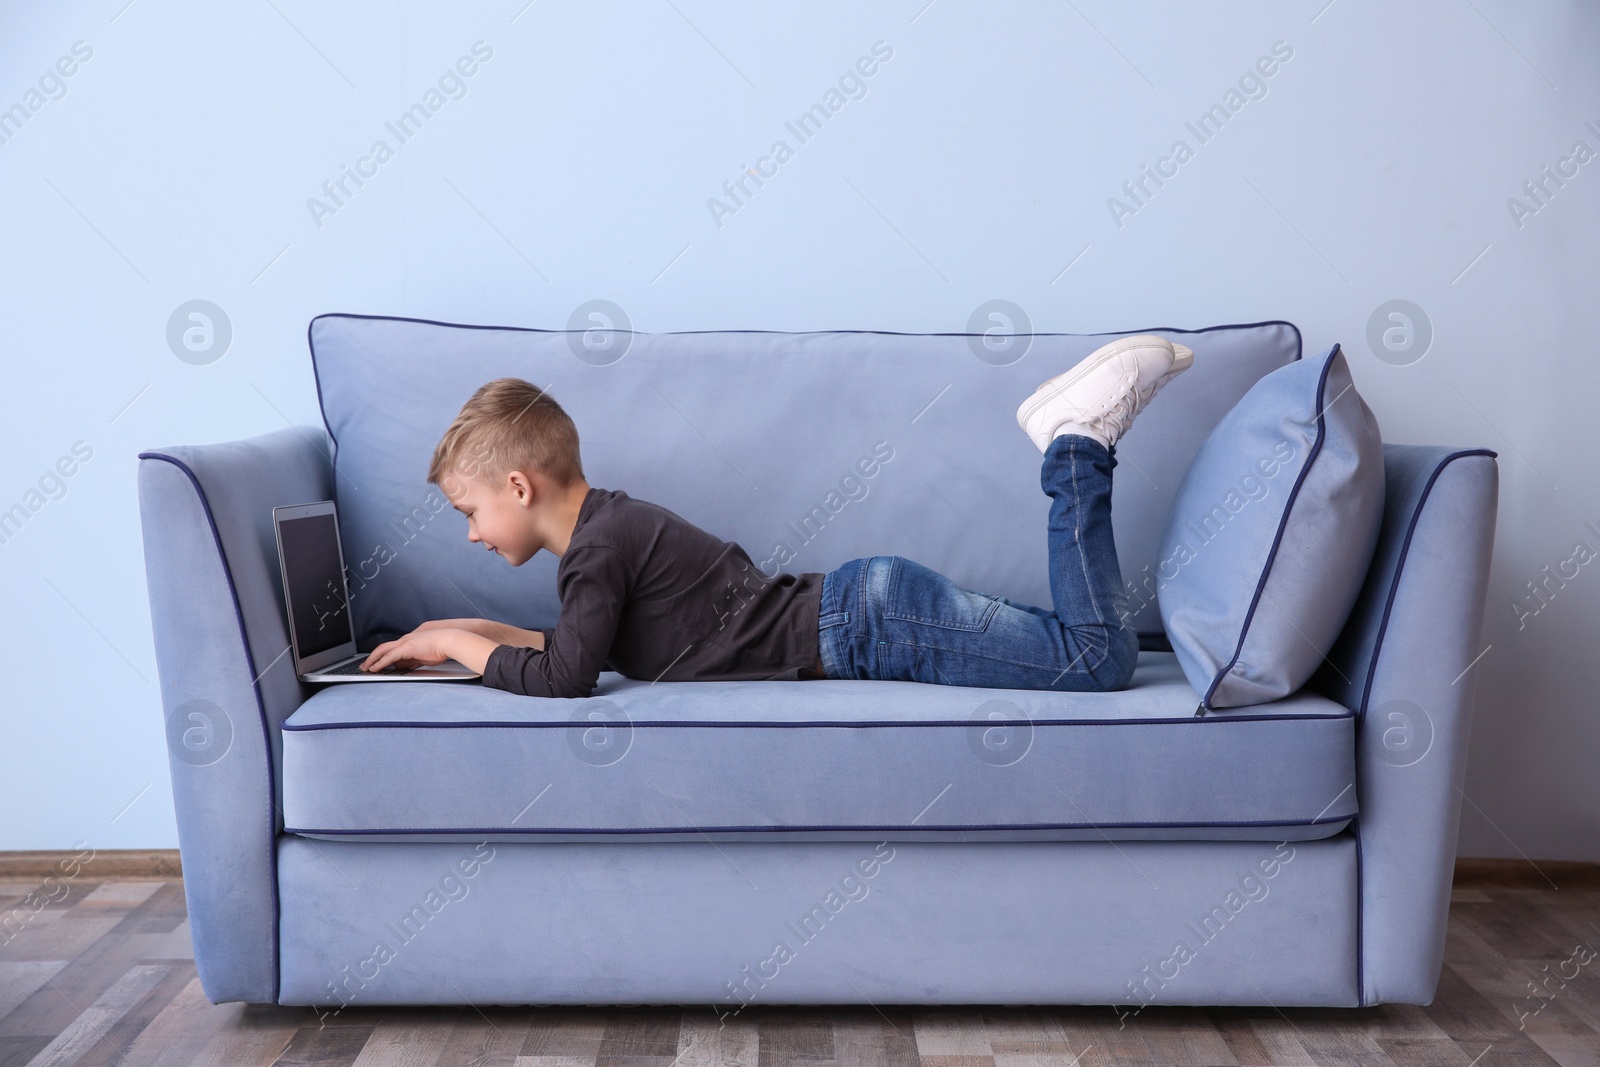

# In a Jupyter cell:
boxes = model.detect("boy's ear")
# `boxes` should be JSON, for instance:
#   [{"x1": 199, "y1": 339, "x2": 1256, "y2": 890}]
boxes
[{"x1": 507, "y1": 470, "x2": 536, "y2": 505}]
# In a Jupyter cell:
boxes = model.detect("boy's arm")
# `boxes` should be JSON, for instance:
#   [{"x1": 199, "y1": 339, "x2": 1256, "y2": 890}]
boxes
[
  {"x1": 481, "y1": 544, "x2": 630, "y2": 699},
  {"x1": 435, "y1": 631, "x2": 498, "y2": 674},
  {"x1": 477, "y1": 619, "x2": 546, "y2": 650},
  {"x1": 417, "y1": 617, "x2": 545, "y2": 650},
  {"x1": 507, "y1": 623, "x2": 547, "y2": 651}
]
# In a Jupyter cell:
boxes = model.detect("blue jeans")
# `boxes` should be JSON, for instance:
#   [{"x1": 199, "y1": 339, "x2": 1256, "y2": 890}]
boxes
[{"x1": 817, "y1": 433, "x2": 1139, "y2": 692}]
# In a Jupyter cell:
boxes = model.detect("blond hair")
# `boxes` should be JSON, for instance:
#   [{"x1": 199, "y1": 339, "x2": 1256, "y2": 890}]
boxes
[{"x1": 428, "y1": 377, "x2": 584, "y2": 495}]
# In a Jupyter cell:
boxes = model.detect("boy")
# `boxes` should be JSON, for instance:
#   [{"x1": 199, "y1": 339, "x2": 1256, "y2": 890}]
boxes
[{"x1": 360, "y1": 334, "x2": 1192, "y2": 697}]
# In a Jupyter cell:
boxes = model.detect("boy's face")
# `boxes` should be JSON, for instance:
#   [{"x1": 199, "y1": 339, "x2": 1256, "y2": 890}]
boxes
[{"x1": 447, "y1": 470, "x2": 540, "y2": 565}]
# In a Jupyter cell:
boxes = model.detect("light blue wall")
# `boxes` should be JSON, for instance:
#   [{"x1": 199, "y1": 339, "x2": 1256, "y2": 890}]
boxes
[{"x1": 2, "y1": 1, "x2": 1595, "y2": 860}]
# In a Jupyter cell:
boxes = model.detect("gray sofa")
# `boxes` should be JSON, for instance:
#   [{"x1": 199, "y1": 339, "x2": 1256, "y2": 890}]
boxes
[{"x1": 137, "y1": 315, "x2": 1498, "y2": 1011}]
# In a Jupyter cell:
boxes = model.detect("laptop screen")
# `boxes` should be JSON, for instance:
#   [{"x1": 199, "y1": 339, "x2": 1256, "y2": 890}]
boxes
[{"x1": 277, "y1": 512, "x2": 353, "y2": 658}]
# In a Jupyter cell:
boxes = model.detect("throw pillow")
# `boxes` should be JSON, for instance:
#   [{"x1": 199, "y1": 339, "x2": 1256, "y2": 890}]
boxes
[{"x1": 1157, "y1": 343, "x2": 1384, "y2": 711}]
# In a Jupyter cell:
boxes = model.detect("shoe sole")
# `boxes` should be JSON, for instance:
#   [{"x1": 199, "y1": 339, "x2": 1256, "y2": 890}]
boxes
[{"x1": 1016, "y1": 334, "x2": 1175, "y2": 429}]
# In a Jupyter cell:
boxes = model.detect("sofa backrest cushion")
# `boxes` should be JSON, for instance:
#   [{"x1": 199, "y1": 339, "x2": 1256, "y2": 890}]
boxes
[
  {"x1": 1157, "y1": 343, "x2": 1385, "y2": 710},
  {"x1": 306, "y1": 315, "x2": 1302, "y2": 647}
]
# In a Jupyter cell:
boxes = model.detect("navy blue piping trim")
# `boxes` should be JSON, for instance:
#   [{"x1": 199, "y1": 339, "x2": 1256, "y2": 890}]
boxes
[
  {"x1": 281, "y1": 709, "x2": 1353, "y2": 730},
  {"x1": 306, "y1": 311, "x2": 1301, "y2": 343},
  {"x1": 1346, "y1": 445, "x2": 1497, "y2": 1009},
  {"x1": 136, "y1": 450, "x2": 282, "y2": 1005},
  {"x1": 1353, "y1": 814, "x2": 1365, "y2": 1006},
  {"x1": 284, "y1": 815, "x2": 1354, "y2": 836},
  {"x1": 1204, "y1": 343, "x2": 1342, "y2": 710}
]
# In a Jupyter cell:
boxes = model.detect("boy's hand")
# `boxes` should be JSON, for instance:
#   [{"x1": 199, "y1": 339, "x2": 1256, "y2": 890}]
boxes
[{"x1": 361, "y1": 628, "x2": 461, "y2": 673}]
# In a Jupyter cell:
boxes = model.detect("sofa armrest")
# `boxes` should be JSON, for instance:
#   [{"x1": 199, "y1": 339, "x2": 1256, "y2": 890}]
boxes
[
  {"x1": 138, "y1": 426, "x2": 333, "y2": 1004},
  {"x1": 1310, "y1": 443, "x2": 1499, "y2": 1006}
]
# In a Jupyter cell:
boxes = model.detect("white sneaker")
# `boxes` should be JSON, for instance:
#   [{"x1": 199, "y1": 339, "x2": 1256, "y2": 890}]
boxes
[{"x1": 1015, "y1": 334, "x2": 1194, "y2": 453}]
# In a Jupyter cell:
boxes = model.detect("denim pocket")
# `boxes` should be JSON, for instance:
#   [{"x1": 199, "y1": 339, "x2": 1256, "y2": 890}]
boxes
[{"x1": 881, "y1": 555, "x2": 1002, "y2": 633}]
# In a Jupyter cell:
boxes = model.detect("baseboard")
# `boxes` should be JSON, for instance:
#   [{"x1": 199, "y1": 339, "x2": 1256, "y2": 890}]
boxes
[
  {"x1": 0, "y1": 849, "x2": 182, "y2": 880},
  {"x1": 1452, "y1": 857, "x2": 1600, "y2": 890},
  {"x1": 0, "y1": 849, "x2": 1593, "y2": 887}
]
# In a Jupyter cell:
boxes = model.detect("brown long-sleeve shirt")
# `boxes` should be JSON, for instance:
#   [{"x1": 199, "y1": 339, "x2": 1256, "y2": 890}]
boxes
[{"x1": 482, "y1": 487, "x2": 825, "y2": 698}]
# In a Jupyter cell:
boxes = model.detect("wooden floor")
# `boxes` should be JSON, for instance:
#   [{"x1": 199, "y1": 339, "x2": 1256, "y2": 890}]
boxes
[{"x1": 0, "y1": 871, "x2": 1595, "y2": 1066}]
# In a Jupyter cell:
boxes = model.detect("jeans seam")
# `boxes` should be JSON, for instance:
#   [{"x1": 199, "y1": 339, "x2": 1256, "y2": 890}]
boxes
[{"x1": 1068, "y1": 435, "x2": 1111, "y2": 636}]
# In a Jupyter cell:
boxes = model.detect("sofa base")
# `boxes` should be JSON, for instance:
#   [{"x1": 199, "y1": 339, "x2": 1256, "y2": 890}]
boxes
[{"x1": 276, "y1": 832, "x2": 1360, "y2": 1010}]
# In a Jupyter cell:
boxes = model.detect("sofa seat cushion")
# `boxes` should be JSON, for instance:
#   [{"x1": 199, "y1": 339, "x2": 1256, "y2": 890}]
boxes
[{"x1": 280, "y1": 652, "x2": 1357, "y2": 843}]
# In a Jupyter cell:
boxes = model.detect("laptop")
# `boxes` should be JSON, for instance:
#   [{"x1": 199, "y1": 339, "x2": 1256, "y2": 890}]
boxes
[{"x1": 272, "y1": 500, "x2": 480, "y2": 683}]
